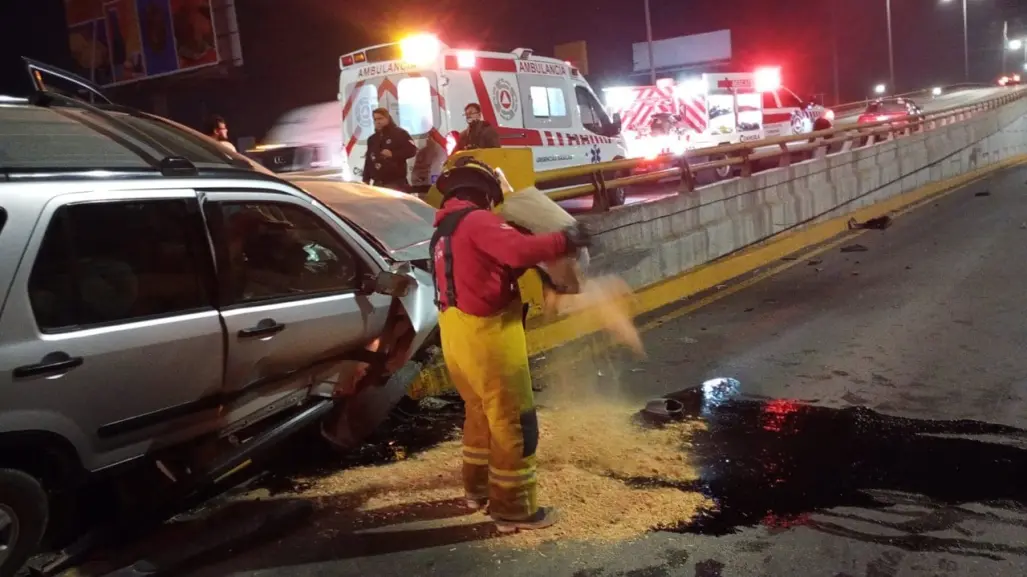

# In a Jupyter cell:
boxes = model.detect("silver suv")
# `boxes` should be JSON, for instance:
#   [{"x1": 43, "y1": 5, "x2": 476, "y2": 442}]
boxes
[{"x1": 0, "y1": 61, "x2": 440, "y2": 576}]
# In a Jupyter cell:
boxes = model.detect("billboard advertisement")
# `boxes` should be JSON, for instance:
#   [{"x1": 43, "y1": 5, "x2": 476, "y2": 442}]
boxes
[
  {"x1": 63, "y1": 0, "x2": 220, "y2": 87},
  {"x1": 633, "y1": 29, "x2": 732, "y2": 73}
]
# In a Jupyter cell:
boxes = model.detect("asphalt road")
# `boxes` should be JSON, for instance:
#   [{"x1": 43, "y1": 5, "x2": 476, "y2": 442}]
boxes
[
  {"x1": 141, "y1": 147, "x2": 1027, "y2": 576},
  {"x1": 559, "y1": 87, "x2": 1010, "y2": 214}
]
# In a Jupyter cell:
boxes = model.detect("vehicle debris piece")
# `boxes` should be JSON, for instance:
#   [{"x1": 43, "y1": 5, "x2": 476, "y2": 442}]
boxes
[
  {"x1": 840, "y1": 243, "x2": 869, "y2": 253},
  {"x1": 847, "y1": 216, "x2": 892, "y2": 230}
]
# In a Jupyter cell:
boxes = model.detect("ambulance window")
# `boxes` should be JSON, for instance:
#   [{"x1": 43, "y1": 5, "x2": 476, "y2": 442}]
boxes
[
  {"x1": 530, "y1": 86, "x2": 567, "y2": 118},
  {"x1": 575, "y1": 86, "x2": 610, "y2": 135},
  {"x1": 762, "y1": 92, "x2": 778, "y2": 109},
  {"x1": 778, "y1": 88, "x2": 804, "y2": 109},
  {"x1": 397, "y1": 76, "x2": 434, "y2": 136}
]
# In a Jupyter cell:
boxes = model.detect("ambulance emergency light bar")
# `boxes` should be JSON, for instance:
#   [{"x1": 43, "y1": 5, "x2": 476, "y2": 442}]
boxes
[{"x1": 339, "y1": 33, "x2": 442, "y2": 69}]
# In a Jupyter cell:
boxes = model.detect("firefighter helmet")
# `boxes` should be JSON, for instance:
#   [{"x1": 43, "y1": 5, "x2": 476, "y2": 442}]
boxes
[{"x1": 436, "y1": 157, "x2": 505, "y2": 209}]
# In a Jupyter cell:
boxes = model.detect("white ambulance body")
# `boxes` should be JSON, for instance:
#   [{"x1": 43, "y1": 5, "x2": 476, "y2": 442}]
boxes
[
  {"x1": 604, "y1": 68, "x2": 834, "y2": 156},
  {"x1": 338, "y1": 34, "x2": 628, "y2": 195},
  {"x1": 604, "y1": 72, "x2": 764, "y2": 159}
]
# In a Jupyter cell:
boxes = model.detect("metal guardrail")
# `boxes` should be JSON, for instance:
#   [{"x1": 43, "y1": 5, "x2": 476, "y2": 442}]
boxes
[{"x1": 539, "y1": 86, "x2": 1026, "y2": 212}]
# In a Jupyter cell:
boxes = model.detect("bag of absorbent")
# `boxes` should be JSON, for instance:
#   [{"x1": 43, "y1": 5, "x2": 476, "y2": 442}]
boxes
[
  {"x1": 496, "y1": 185, "x2": 589, "y2": 294},
  {"x1": 497, "y1": 185, "x2": 644, "y2": 356}
]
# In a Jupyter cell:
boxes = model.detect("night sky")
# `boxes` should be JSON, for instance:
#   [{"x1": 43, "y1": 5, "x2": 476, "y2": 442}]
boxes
[{"x1": 3, "y1": 0, "x2": 1024, "y2": 140}]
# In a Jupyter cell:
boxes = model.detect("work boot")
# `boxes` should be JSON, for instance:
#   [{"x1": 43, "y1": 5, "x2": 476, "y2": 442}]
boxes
[
  {"x1": 494, "y1": 507, "x2": 559, "y2": 534},
  {"x1": 465, "y1": 495, "x2": 488, "y2": 512}
]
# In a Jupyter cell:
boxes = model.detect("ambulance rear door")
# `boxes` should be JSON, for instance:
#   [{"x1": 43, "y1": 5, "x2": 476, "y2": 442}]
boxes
[
  {"x1": 703, "y1": 73, "x2": 764, "y2": 145},
  {"x1": 514, "y1": 62, "x2": 579, "y2": 171},
  {"x1": 339, "y1": 57, "x2": 446, "y2": 189}
]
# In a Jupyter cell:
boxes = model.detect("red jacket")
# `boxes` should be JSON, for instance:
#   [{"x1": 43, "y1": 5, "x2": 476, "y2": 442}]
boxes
[{"x1": 433, "y1": 198, "x2": 568, "y2": 317}]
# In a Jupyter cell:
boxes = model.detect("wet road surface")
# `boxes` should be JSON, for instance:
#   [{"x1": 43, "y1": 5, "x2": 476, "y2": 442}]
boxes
[{"x1": 99, "y1": 162, "x2": 1027, "y2": 576}]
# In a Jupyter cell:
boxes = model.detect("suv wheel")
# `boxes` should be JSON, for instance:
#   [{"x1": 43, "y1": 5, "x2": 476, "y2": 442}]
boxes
[{"x1": 0, "y1": 469, "x2": 48, "y2": 577}]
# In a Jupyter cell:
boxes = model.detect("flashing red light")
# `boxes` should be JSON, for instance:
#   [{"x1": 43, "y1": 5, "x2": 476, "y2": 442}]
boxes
[
  {"x1": 341, "y1": 55, "x2": 354, "y2": 67},
  {"x1": 456, "y1": 51, "x2": 476, "y2": 69},
  {"x1": 754, "y1": 67, "x2": 781, "y2": 92}
]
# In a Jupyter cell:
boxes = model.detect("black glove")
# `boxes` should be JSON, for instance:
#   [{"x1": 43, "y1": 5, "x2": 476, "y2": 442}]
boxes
[{"x1": 562, "y1": 222, "x2": 592, "y2": 251}]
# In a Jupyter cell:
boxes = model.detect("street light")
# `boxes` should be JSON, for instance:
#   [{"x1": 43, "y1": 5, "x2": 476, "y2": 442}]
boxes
[
  {"x1": 940, "y1": 0, "x2": 970, "y2": 83},
  {"x1": 1011, "y1": 39, "x2": 1024, "y2": 51},
  {"x1": 932, "y1": 86, "x2": 943, "y2": 96},
  {"x1": 885, "y1": 0, "x2": 895, "y2": 91},
  {"x1": 875, "y1": 83, "x2": 887, "y2": 95}
]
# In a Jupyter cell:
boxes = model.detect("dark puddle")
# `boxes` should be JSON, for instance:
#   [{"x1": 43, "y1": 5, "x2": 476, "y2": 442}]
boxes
[{"x1": 635, "y1": 379, "x2": 1027, "y2": 537}]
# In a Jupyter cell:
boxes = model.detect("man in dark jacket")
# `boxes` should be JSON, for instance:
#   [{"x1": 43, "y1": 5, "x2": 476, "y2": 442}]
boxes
[
  {"x1": 453, "y1": 103, "x2": 501, "y2": 153},
  {"x1": 363, "y1": 108, "x2": 418, "y2": 191}
]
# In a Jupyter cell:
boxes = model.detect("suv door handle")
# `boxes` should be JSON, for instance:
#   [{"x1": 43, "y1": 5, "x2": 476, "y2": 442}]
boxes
[
  {"x1": 13, "y1": 352, "x2": 84, "y2": 379},
  {"x1": 238, "y1": 318, "x2": 286, "y2": 339}
]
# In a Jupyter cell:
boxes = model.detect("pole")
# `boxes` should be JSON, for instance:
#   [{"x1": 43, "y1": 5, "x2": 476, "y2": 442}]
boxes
[
  {"x1": 961, "y1": 0, "x2": 969, "y2": 82},
  {"x1": 1002, "y1": 21, "x2": 1007, "y2": 74},
  {"x1": 832, "y1": 0, "x2": 840, "y2": 104},
  {"x1": 644, "y1": 0, "x2": 656, "y2": 85},
  {"x1": 886, "y1": 0, "x2": 895, "y2": 91}
]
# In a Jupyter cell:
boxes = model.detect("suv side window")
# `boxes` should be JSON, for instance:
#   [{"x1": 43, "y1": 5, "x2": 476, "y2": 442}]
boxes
[
  {"x1": 215, "y1": 201, "x2": 361, "y2": 304},
  {"x1": 574, "y1": 86, "x2": 612, "y2": 136},
  {"x1": 28, "y1": 200, "x2": 210, "y2": 332}
]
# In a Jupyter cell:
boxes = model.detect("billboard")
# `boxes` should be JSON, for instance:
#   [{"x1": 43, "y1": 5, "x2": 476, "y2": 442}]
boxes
[
  {"x1": 63, "y1": 0, "x2": 221, "y2": 87},
  {"x1": 632, "y1": 29, "x2": 732, "y2": 73},
  {"x1": 554, "y1": 41, "x2": 589, "y2": 75}
]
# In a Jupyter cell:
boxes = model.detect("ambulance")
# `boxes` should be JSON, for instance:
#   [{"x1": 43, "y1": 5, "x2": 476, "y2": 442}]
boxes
[
  {"x1": 338, "y1": 34, "x2": 630, "y2": 204},
  {"x1": 604, "y1": 71, "x2": 765, "y2": 180},
  {"x1": 604, "y1": 67, "x2": 834, "y2": 173}
]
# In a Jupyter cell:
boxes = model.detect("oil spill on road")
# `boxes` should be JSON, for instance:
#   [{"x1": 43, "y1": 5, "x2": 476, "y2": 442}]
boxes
[{"x1": 633, "y1": 379, "x2": 1027, "y2": 539}]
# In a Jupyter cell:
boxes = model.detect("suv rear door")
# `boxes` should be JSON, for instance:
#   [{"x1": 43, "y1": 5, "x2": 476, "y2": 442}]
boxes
[
  {"x1": 0, "y1": 189, "x2": 225, "y2": 472},
  {"x1": 200, "y1": 190, "x2": 393, "y2": 433}
]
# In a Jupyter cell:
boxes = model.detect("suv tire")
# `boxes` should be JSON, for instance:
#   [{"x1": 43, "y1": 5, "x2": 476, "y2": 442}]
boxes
[{"x1": 0, "y1": 469, "x2": 48, "y2": 577}]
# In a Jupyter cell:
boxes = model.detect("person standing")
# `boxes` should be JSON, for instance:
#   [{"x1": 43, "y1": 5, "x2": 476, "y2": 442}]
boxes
[
  {"x1": 363, "y1": 108, "x2": 418, "y2": 191},
  {"x1": 206, "y1": 115, "x2": 237, "y2": 152},
  {"x1": 430, "y1": 157, "x2": 591, "y2": 533},
  {"x1": 453, "y1": 103, "x2": 500, "y2": 154}
]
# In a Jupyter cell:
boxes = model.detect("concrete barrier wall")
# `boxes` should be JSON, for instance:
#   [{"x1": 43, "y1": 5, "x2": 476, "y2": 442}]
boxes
[{"x1": 582, "y1": 95, "x2": 1027, "y2": 290}]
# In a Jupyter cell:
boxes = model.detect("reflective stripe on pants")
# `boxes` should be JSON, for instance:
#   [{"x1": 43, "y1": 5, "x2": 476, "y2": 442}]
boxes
[{"x1": 439, "y1": 301, "x2": 540, "y2": 521}]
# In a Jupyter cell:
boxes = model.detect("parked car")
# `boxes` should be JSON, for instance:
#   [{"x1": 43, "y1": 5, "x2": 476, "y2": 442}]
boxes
[
  {"x1": 998, "y1": 74, "x2": 1022, "y2": 87},
  {"x1": 0, "y1": 60, "x2": 440, "y2": 577}
]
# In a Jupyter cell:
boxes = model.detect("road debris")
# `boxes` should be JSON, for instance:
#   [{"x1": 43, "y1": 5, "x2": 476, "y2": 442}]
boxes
[
  {"x1": 238, "y1": 403, "x2": 708, "y2": 550},
  {"x1": 807, "y1": 258, "x2": 822, "y2": 266},
  {"x1": 848, "y1": 216, "x2": 893, "y2": 230},
  {"x1": 975, "y1": 191, "x2": 991, "y2": 197},
  {"x1": 840, "y1": 243, "x2": 869, "y2": 253}
]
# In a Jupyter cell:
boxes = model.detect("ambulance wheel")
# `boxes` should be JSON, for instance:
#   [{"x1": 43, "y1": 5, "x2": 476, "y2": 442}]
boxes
[
  {"x1": 607, "y1": 186, "x2": 626, "y2": 207},
  {"x1": 712, "y1": 155, "x2": 734, "y2": 181},
  {"x1": 813, "y1": 117, "x2": 833, "y2": 132},
  {"x1": 603, "y1": 161, "x2": 627, "y2": 207}
]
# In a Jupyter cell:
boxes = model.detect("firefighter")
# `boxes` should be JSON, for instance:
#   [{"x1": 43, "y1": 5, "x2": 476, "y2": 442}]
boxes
[
  {"x1": 431, "y1": 157, "x2": 590, "y2": 532},
  {"x1": 453, "y1": 103, "x2": 501, "y2": 153},
  {"x1": 363, "y1": 108, "x2": 418, "y2": 191}
]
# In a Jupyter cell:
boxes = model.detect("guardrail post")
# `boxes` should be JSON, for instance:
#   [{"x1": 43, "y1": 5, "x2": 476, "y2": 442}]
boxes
[
  {"x1": 777, "y1": 143, "x2": 791, "y2": 168},
  {"x1": 590, "y1": 170, "x2": 610, "y2": 213},
  {"x1": 679, "y1": 155, "x2": 696, "y2": 192}
]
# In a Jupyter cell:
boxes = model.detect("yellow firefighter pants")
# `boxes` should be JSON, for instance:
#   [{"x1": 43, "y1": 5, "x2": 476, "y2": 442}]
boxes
[{"x1": 439, "y1": 301, "x2": 539, "y2": 521}]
